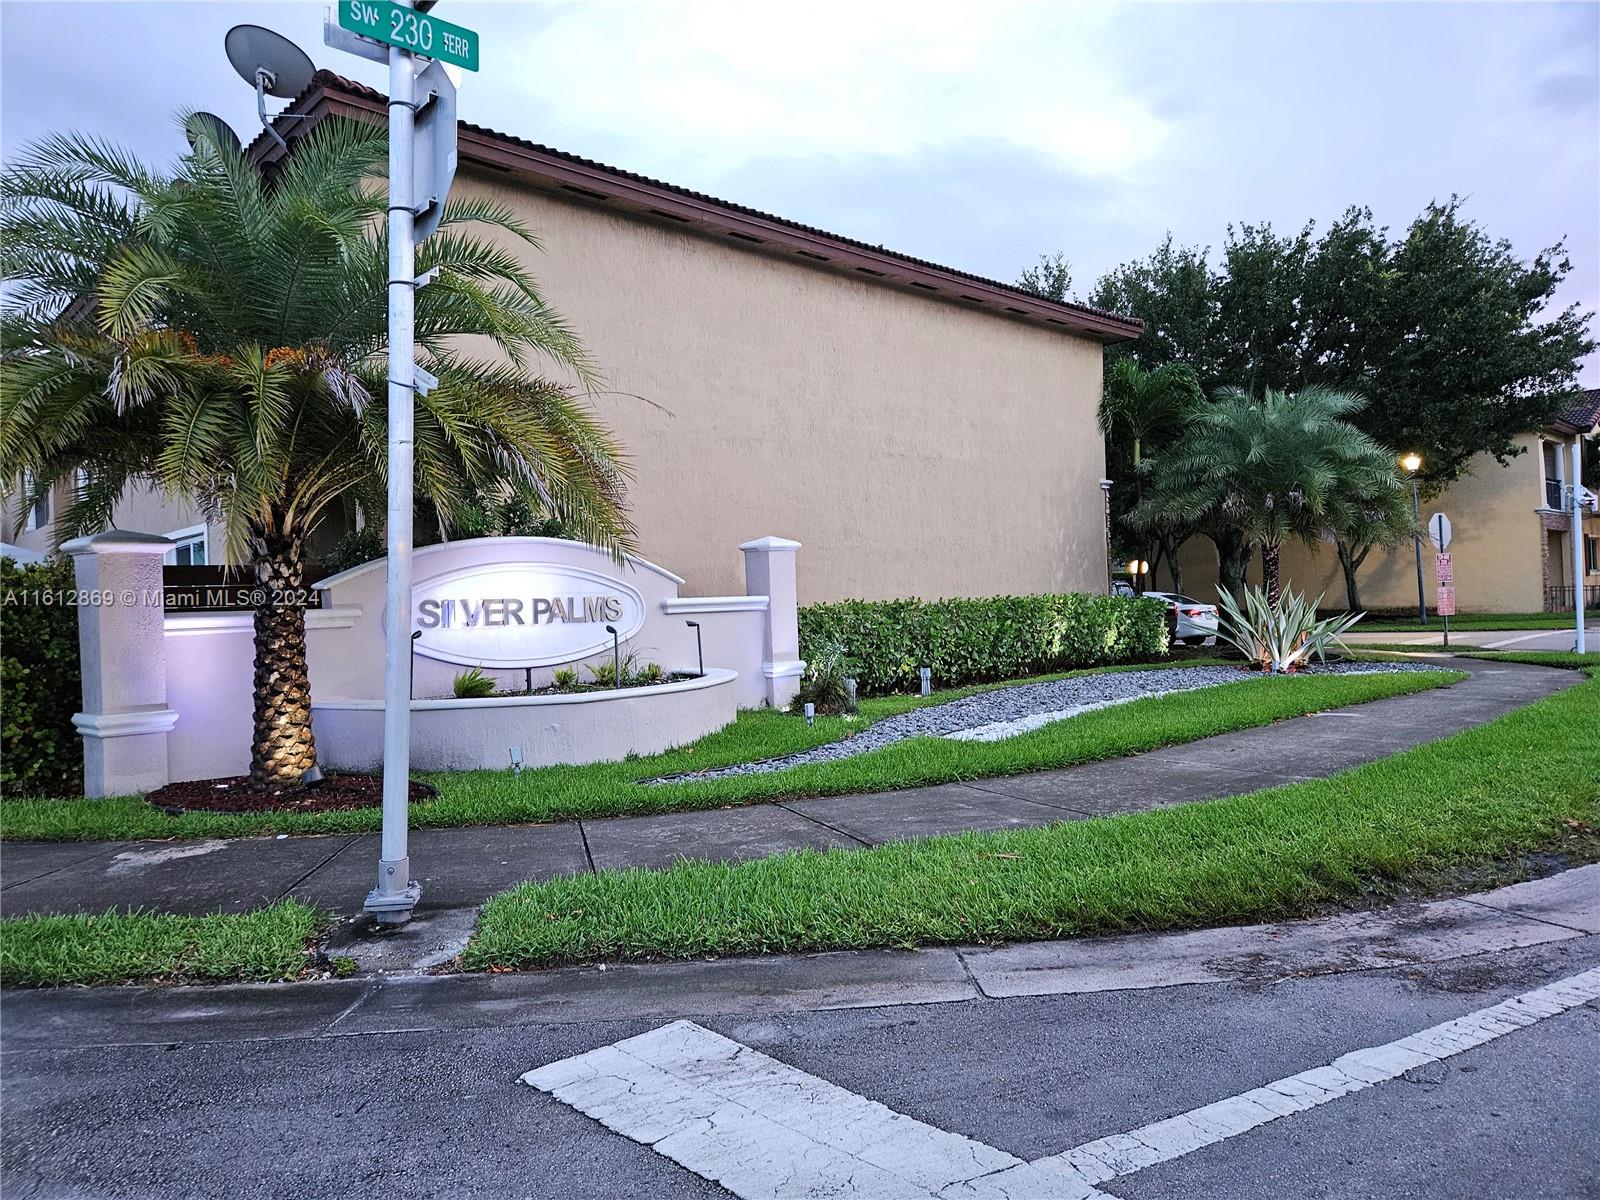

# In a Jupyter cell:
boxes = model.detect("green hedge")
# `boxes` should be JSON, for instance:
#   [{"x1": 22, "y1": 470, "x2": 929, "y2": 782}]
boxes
[
  {"x1": 798, "y1": 593, "x2": 1169, "y2": 695},
  {"x1": 1, "y1": 556, "x2": 83, "y2": 797}
]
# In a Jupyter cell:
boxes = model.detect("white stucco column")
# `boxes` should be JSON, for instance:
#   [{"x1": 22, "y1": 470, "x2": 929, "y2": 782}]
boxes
[
  {"x1": 740, "y1": 535, "x2": 804, "y2": 709},
  {"x1": 64, "y1": 532, "x2": 179, "y2": 797}
]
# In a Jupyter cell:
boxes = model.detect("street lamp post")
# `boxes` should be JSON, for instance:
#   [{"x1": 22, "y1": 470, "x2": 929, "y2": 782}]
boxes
[
  {"x1": 1402, "y1": 453, "x2": 1426, "y2": 627},
  {"x1": 1126, "y1": 558, "x2": 1149, "y2": 596},
  {"x1": 1099, "y1": 479, "x2": 1114, "y2": 596}
]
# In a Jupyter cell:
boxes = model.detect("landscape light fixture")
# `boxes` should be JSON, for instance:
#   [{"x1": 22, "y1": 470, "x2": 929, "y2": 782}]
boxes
[
  {"x1": 605, "y1": 624, "x2": 621, "y2": 689},
  {"x1": 223, "y1": 24, "x2": 315, "y2": 154},
  {"x1": 804, "y1": 702, "x2": 816, "y2": 726},
  {"x1": 509, "y1": 746, "x2": 523, "y2": 776},
  {"x1": 685, "y1": 620, "x2": 704, "y2": 677},
  {"x1": 844, "y1": 677, "x2": 858, "y2": 709},
  {"x1": 919, "y1": 666, "x2": 932, "y2": 697},
  {"x1": 1402, "y1": 453, "x2": 1427, "y2": 626},
  {"x1": 408, "y1": 629, "x2": 422, "y2": 699}
]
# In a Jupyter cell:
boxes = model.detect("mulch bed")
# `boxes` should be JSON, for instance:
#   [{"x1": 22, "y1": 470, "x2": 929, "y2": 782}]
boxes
[{"x1": 146, "y1": 773, "x2": 436, "y2": 815}]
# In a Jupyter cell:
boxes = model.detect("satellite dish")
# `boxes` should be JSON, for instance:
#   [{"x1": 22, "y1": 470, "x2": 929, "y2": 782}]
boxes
[
  {"x1": 224, "y1": 25, "x2": 315, "y2": 98},
  {"x1": 184, "y1": 112, "x2": 242, "y2": 157}
]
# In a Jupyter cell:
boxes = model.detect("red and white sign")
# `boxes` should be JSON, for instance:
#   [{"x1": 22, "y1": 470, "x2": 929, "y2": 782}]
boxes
[
  {"x1": 1436, "y1": 584, "x2": 1457, "y2": 617},
  {"x1": 1435, "y1": 553, "x2": 1453, "y2": 584}
]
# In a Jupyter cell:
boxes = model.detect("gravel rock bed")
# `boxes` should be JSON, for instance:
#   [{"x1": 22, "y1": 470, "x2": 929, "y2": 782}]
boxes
[{"x1": 650, "y1": 661, "x2": 1446, "y2": 784}]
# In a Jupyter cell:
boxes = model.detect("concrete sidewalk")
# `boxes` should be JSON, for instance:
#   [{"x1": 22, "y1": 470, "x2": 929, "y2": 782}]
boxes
[
  {"x1": 0, "y1": 657, "x2": 1576, "y2": 923},
  {"x1": 1344, "y1": 623, "x2": 1597, "y2": 651}
]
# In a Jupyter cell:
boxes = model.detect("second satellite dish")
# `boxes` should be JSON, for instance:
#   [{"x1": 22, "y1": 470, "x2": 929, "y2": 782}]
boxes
[{"x1": 185, "y1": 112, "x2": 242, "y2": 157}]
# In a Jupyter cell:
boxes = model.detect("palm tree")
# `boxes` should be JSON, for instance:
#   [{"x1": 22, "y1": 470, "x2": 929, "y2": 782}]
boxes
[
  {"x1": 1099, "y1": 358, "x2": 1203, "y2": 591},
  {"x1": 1, "y1": 117, "x2": 634, "y2": 788},
  {"x1": 1134, "y1": 385, "x2": 1403, "y2": 605}
]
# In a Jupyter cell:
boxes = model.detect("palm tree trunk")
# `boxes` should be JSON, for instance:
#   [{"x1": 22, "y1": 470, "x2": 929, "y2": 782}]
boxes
[
  {"x1": 249, "y1": 534, "x2": 317, "y2": 787},
  {"x1": 1262, "y1": 541, "x2": 1282, "y2": 608}
]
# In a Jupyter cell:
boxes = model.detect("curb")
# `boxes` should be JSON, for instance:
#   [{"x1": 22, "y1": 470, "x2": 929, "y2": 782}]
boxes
[{"x1": 4, "y1": 864, "x2": 1594, "y2": 1052}]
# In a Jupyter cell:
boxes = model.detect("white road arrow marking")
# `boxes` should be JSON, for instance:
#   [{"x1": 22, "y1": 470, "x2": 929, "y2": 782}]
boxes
[{"x1": 524, "y1": 965, "x2": 1600, "y2": 1199}]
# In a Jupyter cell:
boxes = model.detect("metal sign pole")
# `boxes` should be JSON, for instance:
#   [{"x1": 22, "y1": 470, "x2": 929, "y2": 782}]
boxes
[
  {"x1": 1574, "y1": 441, "x2": 1587, "y2": 656},
  {"x1": 368, "y1": 13, "x2": 422, "y2": 924}
]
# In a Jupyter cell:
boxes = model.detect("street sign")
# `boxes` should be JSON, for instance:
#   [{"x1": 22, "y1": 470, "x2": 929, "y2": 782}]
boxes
[
  {"x1": 1428, "y1": 512, "x2": 1452, "y2": 551},
  {"x1": 1436, "y1": 584, "x2": 1457, "y2": 617},
  {"x1": 411, "y1": 58, "x2": 458, "y2": 242},
  {"x1": 1435, "y1": 552, "x2": 1453, "y2": 584},
  {"x1": 337, "y1": 0, "x2": 479, "y2": 71}
]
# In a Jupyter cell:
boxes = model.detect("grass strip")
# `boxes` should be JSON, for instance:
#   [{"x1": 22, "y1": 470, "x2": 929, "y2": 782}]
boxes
[
  {"x1": 0, "y1": 667, "x2": 1453, "y2": 842},
  {"x1": 463, "y1": 668, "x2": 1598, "y2": 971},
  {"x1": 0, "y1": 900, "x2": 320, "y2": 987}
]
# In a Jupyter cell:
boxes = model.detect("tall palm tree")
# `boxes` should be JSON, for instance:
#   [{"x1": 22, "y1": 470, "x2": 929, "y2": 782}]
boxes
[
  {"x1": 1, "y1": 117, "x2": 633, "y2": 788},
  {"x1": 1134, "y1": 385, "x2": 1402, "y2": 605},
  {"x1": 1099, "y1": 358, "x2": 1203, "y2": 591}
]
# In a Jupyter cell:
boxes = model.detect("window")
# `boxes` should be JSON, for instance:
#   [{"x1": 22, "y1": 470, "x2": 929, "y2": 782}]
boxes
[
  {"x1": 20, "y1": 471, "x2": 49, "y2": 531},
  {"x1": 165, "y1": 524, "x2": 208, "y2": 567},
  {"x1": 1588, "y1": 536, "x2": 1598, "y2": 577}
]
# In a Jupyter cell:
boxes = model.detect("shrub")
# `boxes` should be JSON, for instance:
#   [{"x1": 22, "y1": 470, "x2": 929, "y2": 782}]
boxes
[
  {"x1": 1, "y1": 556, "x2": 83, "y2": 797},
  {"x1": 636, "y1": 662, "x2": 665, "y2": 685},
  {"x1": 798, "y1": 592, "x2": 1168, "y2": 695},
  {"x1": 452, "y1": 666, "x2": 497, "y2": 698},
  {"x1": 551, "y1": 667, "x2": 579, "y2": 690},
  {"x1": 792, "y1": 642, "x2": 857, "y2": 714},
  {"x1": 587, "y1": 650, "x2": 640, "y2": 687},
  {"x1": 1215, "y1": 586, "x2": 1362, "y2": 673}
]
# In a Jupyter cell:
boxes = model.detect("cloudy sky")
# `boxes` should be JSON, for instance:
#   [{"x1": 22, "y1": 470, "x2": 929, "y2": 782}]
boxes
[{"x1": 3, "y1": 1, "x2": 1596, "y2": 381}]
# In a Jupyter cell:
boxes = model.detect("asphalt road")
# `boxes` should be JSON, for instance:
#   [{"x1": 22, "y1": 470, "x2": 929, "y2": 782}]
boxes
[{"x1": 4, "y1": 937, "x2": 1595, "y2": 1199}]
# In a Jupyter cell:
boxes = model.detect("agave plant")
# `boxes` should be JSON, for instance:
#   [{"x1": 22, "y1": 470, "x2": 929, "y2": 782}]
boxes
[{"x1": 1214, "y1": 585, "x2": 1363, "y2": 674}]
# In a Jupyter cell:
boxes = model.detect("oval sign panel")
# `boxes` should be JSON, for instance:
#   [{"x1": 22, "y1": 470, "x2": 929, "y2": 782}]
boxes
[{"x1": 407, "y1": 562, "x2": 646, "y2": 668}]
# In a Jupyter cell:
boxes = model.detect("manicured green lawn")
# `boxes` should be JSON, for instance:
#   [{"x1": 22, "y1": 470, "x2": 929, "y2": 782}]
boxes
[
  {"x1": 1355, "y1": 612, "x2": 1577, "y2": 632},
  {"x1": 463, "y1": 668, "x2": 1600, "y2": 971},
  {"x1": 0, "y1": 901, "x2": 320, "y2": 986},
  {"x1": 0, "y1": 665, "x2": 1456, "y2": 842}
]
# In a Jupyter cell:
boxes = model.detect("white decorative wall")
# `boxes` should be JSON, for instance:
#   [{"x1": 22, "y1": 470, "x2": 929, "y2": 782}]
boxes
[{"x1": 73, "y1": 534, "x2": 804, "y2": 791}]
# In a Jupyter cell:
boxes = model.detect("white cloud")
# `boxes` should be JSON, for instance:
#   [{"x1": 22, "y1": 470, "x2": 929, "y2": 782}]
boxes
[{"x1": 495, "y1": 0, "x2": 1170, "y2": 178}]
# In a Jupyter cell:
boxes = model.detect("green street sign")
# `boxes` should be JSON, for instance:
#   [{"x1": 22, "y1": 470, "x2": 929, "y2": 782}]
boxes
[{"x1": 337, "y1": 1, "x2": 479, "y2": 71}]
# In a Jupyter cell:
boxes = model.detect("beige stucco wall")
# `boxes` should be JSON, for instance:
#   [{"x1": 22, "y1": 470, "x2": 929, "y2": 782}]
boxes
[
  {"x1": 1174, "y1": 435, "x2": 1565, "y2": 612},
  {"x1": 462, "y1": 171, "x2": 1109, "y2": 603}
]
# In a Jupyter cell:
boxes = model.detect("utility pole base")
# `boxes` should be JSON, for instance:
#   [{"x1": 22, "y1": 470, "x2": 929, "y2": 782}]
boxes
[{"x1": 365, "y1": 866, "x2": 422, "y2": 926}]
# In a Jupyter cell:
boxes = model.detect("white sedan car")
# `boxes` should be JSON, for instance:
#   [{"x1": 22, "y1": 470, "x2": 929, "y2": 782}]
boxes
[{"x1": 1114, "y1": 585, "x2": 1220, "y2": 646}]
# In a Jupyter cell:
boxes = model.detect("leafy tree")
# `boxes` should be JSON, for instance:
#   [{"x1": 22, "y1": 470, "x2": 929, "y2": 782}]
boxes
[
  {"x1": 1016, "y1": 251, "x2": 1072, "y2": 301},
  {"x1": 1136, "y1": 387, "x2": 1404, "y2": 606},
  {"x1": 1, "y1": 117, "x2": 634, "y2": 788},
  {"x1": 1099, "y1": 359, "x2": 1203, "y2": 590},
  {"x1": 1088, "y1": 235, "x2": 1223, "y2": 382},
  {"x1": 1085, "y1": 199, "x2": 1593, "y2": 604}
]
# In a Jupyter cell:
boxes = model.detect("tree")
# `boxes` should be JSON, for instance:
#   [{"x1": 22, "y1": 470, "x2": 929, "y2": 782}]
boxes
[
  {"x1": 1086, "y1": 199, "x2": 1593, "y2": 603},
  {"x1": 1088, "y1": 235, "x2": 1223, "y2": 382},
  {"x1": 1016, "y1": 251, "x2": 1072, "y2": 301},
  {"x1": 1099, "y1": 359, "x2": 1203, "y2": 590},
  {"x1": 1136, "y1": 387, "x2": 1404, "y2": 606},
  {"x1": 1, "y1": 117, "x2": 634, "y2": 788}
]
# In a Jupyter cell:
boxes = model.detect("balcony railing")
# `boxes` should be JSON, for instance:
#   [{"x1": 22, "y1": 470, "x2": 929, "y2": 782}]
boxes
[
  {"x1": 1544, "y1": 584, "x2": 1600, "y2": 612},
  {"x1": 1545, "y1": 478, "x2": 1566, "y2": 510}
]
